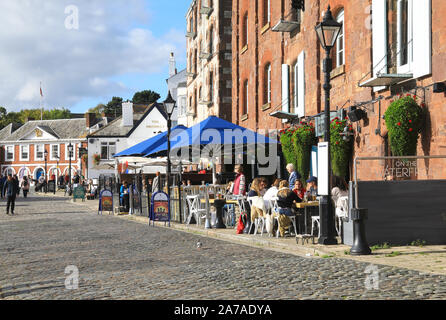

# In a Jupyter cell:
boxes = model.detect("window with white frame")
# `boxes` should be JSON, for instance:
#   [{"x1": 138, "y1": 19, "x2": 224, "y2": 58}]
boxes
[
  {"x1": 265, "y1": 63, "x2": 272, "y2": 105},
  {"x1": 294, "y1": 62, "x2": 298, "y2": 112},
  {"x1": 100, "y1": 142, "x2": 116, "y2": 160},
  {"x1": 20, "y1": 145, "x2": 29, "y2": 161},
  {"x1": 336, "y1": 9, "x2": 345, "y2": 68},
  {"x1": 372, "y1": 0, "x2": 431, "y2": 82},
  {"x1": 397, "y1": 0, "x2": 413, "y2": 73},
  {"x1": 35, "y1": 144, "x2": 44, "y2": 161},
  {"x1": 50, "y1": 144, "x2": 59, "y2": 160},
  {"x1": 5, "y1": 145, "x2": 14, "y2": 161},
  {"x1": 65, "y1": 144, "x2": 75, "y2": 161}
]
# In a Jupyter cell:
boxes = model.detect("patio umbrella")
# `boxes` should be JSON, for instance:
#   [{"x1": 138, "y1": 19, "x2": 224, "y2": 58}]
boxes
[
  {"x1": 144, "y1": 116, "x2": 279, "y2": 184},
  {"x1": 113, "y1": 125, "x2": 187, "y2": 157},
  {"x1": 145, "y1": 116, "x2": 278, "y2": 157}
]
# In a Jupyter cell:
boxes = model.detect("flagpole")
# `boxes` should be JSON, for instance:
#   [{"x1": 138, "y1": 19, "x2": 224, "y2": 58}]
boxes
[{"x1": 40, "y1": 82, "x2": 43, "y2": 120}]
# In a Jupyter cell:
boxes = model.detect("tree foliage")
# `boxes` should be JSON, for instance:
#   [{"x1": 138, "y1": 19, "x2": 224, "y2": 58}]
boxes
[
  {"x1": 0, "y1": 107, "x2": 72, "y2": 130},
  {"x1": 132, "y1": 90, "x2": 160, "y2": 105},
  {"x1": 104, "y1": 97, "x2": 123, "y2": 117}
]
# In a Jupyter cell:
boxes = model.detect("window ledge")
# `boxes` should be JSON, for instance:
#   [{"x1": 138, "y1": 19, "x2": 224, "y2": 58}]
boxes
[
  {"x1": 261, "y1": 23, "x2": 270, "y2": 35},
  {"x1": 261, "y1": 103, "x2": 271, "y2": 111},
  {"x1": 330, "y1": 64, "x2": 345, "y2": 79},
  {"x1": 241, "y1": 114, "x2": 248, "y2": 121},
  {"x1": 241, "y1": 45, "x2": 248, "y2": 54}
]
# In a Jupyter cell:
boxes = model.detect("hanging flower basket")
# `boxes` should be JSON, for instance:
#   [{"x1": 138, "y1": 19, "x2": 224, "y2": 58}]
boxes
[
  {"x1": 330, "y1": 117, "x2": 353, "y2": 178},
  {"x1": 384, "y1": 95, "x2": 424, "y2": 156},
  {"x1": 280, "y1": 123, "x2": 317, "y2": 183},
  {"x1": 93, "y1": 154, "x2": 101, "y2": 166}
]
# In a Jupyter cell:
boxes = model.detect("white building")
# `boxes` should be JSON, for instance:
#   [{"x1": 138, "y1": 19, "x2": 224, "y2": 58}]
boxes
[{"x1": 87, "y1": 102, "x2": 169, "y2": 179}]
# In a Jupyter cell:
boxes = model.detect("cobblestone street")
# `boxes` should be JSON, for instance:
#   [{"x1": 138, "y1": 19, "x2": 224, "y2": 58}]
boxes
[{"x1": 1, "y1": 194, "x2": 446, "y2": 300}]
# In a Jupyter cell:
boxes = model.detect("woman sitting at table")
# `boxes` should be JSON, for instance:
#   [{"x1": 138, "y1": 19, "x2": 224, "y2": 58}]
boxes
[
  {"x1": 293, "y1": 180, "x2": 306, "y2": 200},
  {"x1": 247, "y1": 178, "x2": 266, "y2": 224},
  {"x1": 275, "y1": 180, "x2": 302, "y2": 237},
  {"x1": 332, "y1": 175, "x2": 349, "y2": 206}
]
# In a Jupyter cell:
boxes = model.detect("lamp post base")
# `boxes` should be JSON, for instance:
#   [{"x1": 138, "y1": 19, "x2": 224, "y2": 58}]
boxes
[
  {"x1": 317, "y1": 195, "x2": 338, "y2": 245},
  {"x1": 350, "y1": 208, "x2": 372, "y2": 255}
]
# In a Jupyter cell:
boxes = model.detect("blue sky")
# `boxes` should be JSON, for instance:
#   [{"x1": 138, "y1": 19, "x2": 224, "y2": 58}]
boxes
[{"x1": 0, "y1": 0, "x2": 190, "y2": 113}]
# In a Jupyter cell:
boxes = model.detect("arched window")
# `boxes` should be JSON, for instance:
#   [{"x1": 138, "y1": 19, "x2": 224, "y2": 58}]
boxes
[
  {"x1": 194, "y1": 89, "x2": 198, "y2": 115},
  {"x1": 336, "y1": 9, "x2": 345, "y2": 68},
  {"x1": 264, "y1": 63, "x2": 271, "y2": 105},
  {"x1": 194, "y1": 49, "x2": 198, "y2": 73}
]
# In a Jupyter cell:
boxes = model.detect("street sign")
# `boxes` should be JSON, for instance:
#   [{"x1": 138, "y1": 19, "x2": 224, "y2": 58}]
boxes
[
  {"x1": 150, "y1": 191, "x2": 170, "y2": 227},
  {"x1": 73, "y1": 186, "x2": 86, "y2": 202},
  {"x1": 317, "y1": 142, "x2": 329, "y2": 196},
  {"x1": 98, "y1": 190, "x2": 113, "y2": 215}
]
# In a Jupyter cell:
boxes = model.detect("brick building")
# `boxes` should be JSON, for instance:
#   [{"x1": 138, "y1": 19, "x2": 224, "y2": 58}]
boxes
[
  {"x1": 0, "y1": 116, "x2": 98, "y2": 183},
  {"x1": 186, "y1": 0, "x2": 233, "y2": 125},
  {"x1": 232, "y1": 0, "x2": 446, "y2": 181}
]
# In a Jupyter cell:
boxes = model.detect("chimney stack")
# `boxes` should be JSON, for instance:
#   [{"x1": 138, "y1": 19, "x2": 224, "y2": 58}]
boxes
[
  {"x1": 85, "y1": 112, "x2": 96, "y2": 128},
  {"x1": 169, "y1": 52, "x2": 177, "y2": 77},
  {"x1": 122, "y1": 101, "x2": 134, "y2": 127}
]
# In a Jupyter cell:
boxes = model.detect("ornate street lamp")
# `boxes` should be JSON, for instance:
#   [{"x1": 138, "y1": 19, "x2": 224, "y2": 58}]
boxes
[
  {"x1": 315, "y1": 5, "x2": 342, "y2": 245},
  {"x1": 44, "y1": 149, "x2": 48, "y2": 193},
  {"x1": 56, "y1": 155, "x2": 60, "y2": 193},
  {"x1": 68, "y1": 143, "x2": 74, "y2": 194},
  {"x1": 163, "y1": 91, "x2": 177, "y2": 221}
]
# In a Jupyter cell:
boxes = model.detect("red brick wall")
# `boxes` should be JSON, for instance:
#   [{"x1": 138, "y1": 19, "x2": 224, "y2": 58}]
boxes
[{"x1": 232, "y1": 0, "x2": 446, "y2": 181}]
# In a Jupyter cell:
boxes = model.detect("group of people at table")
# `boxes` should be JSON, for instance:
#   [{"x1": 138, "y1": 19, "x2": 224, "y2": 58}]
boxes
[{"x1": 227, "y1": 163, "x2": 348, "y2": 237}]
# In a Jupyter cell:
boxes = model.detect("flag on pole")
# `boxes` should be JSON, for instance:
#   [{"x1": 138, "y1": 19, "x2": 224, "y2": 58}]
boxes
[{"x1": 40, "y1": 85, "x2": 43, "y2": 97}]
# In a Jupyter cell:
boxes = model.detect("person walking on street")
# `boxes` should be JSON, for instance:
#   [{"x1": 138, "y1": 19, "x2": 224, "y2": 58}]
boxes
[
  {"x1": 0, "y1": 174, "x2": 5, "y2": 199},
  {"x1": 21, "y1": 176, "x2": 30, "y2": 198},
  {"x1": 14, "y1": 175, "x2": 20, "y2": 196},
  {"x1": 3, "y1": 175, "x2": 18, "y2": 215}
]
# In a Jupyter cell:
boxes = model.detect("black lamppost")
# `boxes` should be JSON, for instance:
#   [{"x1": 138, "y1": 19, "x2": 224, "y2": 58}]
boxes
[
  {"x1": 56, "y1": 155, "x2": 60, "y2": 193},
  {"x1": 68, "y1": 143, "x2": 73, "y2": 193},
  {"x1": 44, "y1": 149, "x2": 48, "y2": 193},
  {"x1": 163, "y1": 91, "x2": 177, "y2": 220},
  {"x1": 315, "y1": 5, "x2": 343, "y2": 245}
]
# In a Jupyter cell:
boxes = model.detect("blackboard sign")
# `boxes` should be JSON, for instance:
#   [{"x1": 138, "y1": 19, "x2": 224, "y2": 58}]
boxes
[
  {"x1": 47, "y1": 181, "x2": 56, "y2": 193},
  {"x1": 150, "y1": 191, "x2": 170, "y2": 227},
  {"x1": 98, "y1": 190, "x2": 113, "y2": 215},
  {"x1": 73, "y1": 186, "x2": 86, "y2": 202}
]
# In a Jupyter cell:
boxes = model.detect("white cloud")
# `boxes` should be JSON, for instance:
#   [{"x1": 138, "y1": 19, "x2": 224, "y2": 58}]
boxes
[{"x1": 0, "y1": 0, "x2": 185, "y2": 111}]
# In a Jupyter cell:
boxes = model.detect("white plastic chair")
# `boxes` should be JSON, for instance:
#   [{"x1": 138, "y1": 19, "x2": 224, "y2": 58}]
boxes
[
  {"x1": 185, "y1": 195, "x2": 207, "y2": 226},
  {"x1": 335, "y1": 196, "x2": 349, "y2": 237},
  {"x1": 311, "y1": 216, "x2": 321, "y2": 237}
]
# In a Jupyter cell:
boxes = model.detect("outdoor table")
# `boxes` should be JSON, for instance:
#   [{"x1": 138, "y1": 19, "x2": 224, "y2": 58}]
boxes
[
  {"x1": 200, "y1": 199, "x2": 239, "y2": 228},
  {"x1": 295, "y1": 201, "x2": 319, "y2": 235}
]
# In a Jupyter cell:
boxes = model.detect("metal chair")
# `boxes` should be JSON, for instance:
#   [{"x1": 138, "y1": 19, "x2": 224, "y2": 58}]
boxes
[{"x1": 311, "y1": 216, "x2": 321, "y2": 238}]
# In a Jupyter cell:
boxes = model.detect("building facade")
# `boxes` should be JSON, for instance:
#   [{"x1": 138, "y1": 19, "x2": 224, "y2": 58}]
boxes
[
  {"x1": 0, "y1": 118, "x2": 94, "y2": 182},
  {"x1": 232, "y1": 0, "x2": 446, "y2": 181},
  {"x1": 186, "y1": 0, "x2": 233, "y2": 125},
  {"x1": 87, "y1": 102, "x2": 168, "y2": 179}
]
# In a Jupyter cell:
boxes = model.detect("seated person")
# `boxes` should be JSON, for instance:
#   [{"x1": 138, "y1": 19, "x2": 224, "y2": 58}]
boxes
[
  {"x1": 305, "y1": 176, "x2": 318, "y2": 199},
  {"x1": 331, "y1": 175, "x2": 349, "y2": 207},
  {"x1": 275, "y1": 180, "x2": 302, "y2": 237},
  {"x1": 293, "y1": 180, "x2": 306, "y2": 200},
  {"x1": 247, "y1": 178, "x2": 266, "y2": 223}
]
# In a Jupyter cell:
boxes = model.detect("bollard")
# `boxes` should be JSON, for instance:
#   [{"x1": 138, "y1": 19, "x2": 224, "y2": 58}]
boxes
[{"x1": 350, "y1": 208, "x2": 372, "y2": 255}]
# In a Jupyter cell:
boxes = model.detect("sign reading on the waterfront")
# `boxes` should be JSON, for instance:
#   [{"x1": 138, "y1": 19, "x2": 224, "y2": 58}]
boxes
[
  {"x1": 150, "y1": 191, "x2": 170, "y2": 227},
  {"x1": 98, "y1": 190, "x2": 113, "y2": 215},
  {"x1": 383, "y1": 160, "x2": 418, "y2": 179},
  {"x1": 73, "y1": 186, "x2": 86, "y2": 201}
]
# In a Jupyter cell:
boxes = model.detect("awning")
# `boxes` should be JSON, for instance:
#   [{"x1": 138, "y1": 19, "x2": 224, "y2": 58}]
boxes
[{"x1": 359, "y1": 73, "x2": 413, "y2": 87}]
